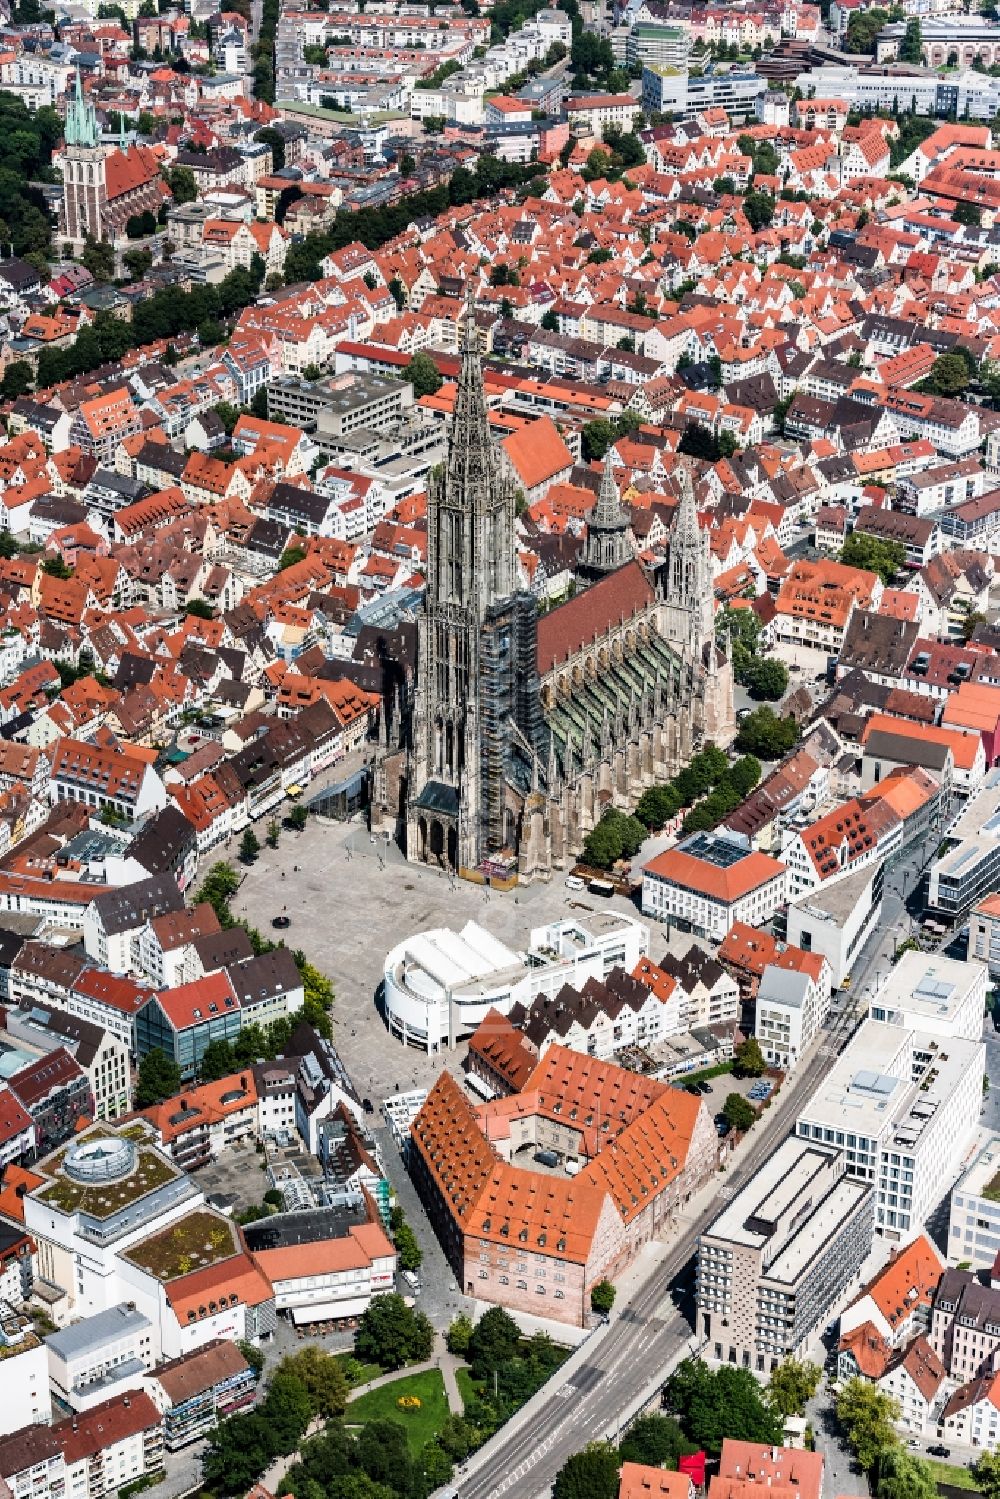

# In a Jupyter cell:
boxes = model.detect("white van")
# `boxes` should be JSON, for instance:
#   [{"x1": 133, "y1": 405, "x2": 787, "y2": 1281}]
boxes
[
  {"x1": 565, "y1": 875, "x2": 585, "y2": 890},
  {"x1": 402, "y1": 1269, "x2": 421, "y2": 1292}
]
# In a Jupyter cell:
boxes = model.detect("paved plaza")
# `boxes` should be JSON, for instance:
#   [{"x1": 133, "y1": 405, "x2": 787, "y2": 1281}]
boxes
[{"x1": 226, "y1": 811, "x2": 665, "y2": 1100}]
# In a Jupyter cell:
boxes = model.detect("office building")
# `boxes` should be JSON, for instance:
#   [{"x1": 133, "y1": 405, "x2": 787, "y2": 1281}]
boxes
[
  {"x1": 696, "y1": 1137, "x2": 875, "y2": 1373},
  {"x1": 928, "y1": 770, "x2": 1000, "y2": 921},
  {"x1": 46, "y1": 1304, "x2": 155, "y2": 1412},
  {"x1": 786, "y1": 860, "x2": 884, "y2": 989},
  {"x1": 642, "y1": 832, "x2": 787, "y2": 941},
  {"x1": 867, "y1": 951, "x2": 987, "y2": 1043},
  {"x1": 755, "y1": 962, "x2": 829, "y2": 1072},
  {"x1": 948, "y1": 1135, "x2": 1000, "y2": 1271},
  {"x1": 794, "y1": 1019, "x2": 984, "y2": 1240}
]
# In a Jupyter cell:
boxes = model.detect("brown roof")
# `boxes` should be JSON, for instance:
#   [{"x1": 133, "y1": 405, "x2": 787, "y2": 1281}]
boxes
[
  {"x1": 152, "y1": 1338, "x2": 250, "y2": 1404},
  {"x1": 466, "y1": 1007, "x2": 536, "y2": 1091},
  {"x1": 53, "y1": 1391, "x2": 160, "y2": 1463},
  {"x1": 536, "y1": 560, "x2": 653, "y2": 675}
]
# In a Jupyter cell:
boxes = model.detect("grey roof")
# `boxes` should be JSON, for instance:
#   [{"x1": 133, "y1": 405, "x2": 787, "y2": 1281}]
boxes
[
  {"x1": 226, "y1": 948, "x2": 302, "y2": 1009},
  {"x1": 46, "y1": 1302, "x2": 152, "y2": 1361},
  {"x1": 791, "y1": 858, "x2": 884, "y2": 924},
  {"x1": 757, "y1": 965, "x2": 810, "y2": 1008},
  {"x1": 864, "y1": 728, "x2": 951, "y2": 773},
  {"x1": 91, "y1": 874, "x2": 184, "y2": 936}
]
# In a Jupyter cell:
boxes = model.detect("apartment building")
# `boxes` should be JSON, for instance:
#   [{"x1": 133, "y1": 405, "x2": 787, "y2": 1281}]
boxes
[
  {"x1": 146, "y1": 1340, "x2": 255, "y2": 1449},
  {"x1": 794, "y1": 1018, "x2": 984, "y2": 1240},
  {"x1": 969, "y1": 892, "x2": 1000, "y2": 979},
  {"x1": 641, "y1": 832, "x2": 787, "y2": 941},
  {"x1": 948, "y1": 1136, "x2": 1000, "y2": 1271},
  {"x1": 139, "y1": 1073, "x2": 259, "y2": 1171},
  {"x1": 754, "y1": 961, "x2": 829, "y2": 1072},
  {"x1": 0, "y1": 1305, "x2": 49, "y2": 1434},
  {"x1": 867, "y1": 951, "x2": 987, "y2": 1043},
  {"x1": 53, "y1": 1390, "x2": 163, "y2": 1499},
  {"x1": 696, "y1": 1137, "x2": 875, "y2": 1373},
  {"x1": 49, "y1": 740, "x2": 168, "y2": 822},
  {"x1": 2, "y1": 1003, "x2": 130, "y2": 1121},
  {"x1": 838, "y1": 1233, "x2": 944, "y2": 1380},
  {"x1": 930, "y1": 1268, "x2": 1000, "y2": 1383}
]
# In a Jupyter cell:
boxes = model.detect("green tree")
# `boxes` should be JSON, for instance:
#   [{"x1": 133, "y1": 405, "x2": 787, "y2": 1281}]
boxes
[
  {"x1": 840, "y1": 531, "x2": 906, "y2": 584},
  {"x1": 467, "y1": 1305, "x2": 522, "y2": 1378},
  {"x1": 897, "y1": 17, "x2": 922, "y2": 62},
  {"x1": 214, "y1": 400, "x2": 241, "y2": 435},
  {"x1": 83, "y1": 235, "x2": 116, "y2": 283},
  {"x1": 767, "y1": 1358, "x2": 822, "y2": 1417},
  {"x1": 393, "y1": 1218, "x2": 423, "y2": 1273},
  {"x1": 255, "y1": 125, "x2": 285, "y2": 171},
  {"x1": 289, "y1": 802, "x2": 309, "y2": 830},
  {"x1": 166, "y1": 164, "x2": 198, "y2": 202},
  {"x1": 277, "y1": 1347, "x2": 349, "y2": 1419},
  {"x1": 541, "y1": 307, "x2": 559, "y2": 331},
  {"x1": 972, "y1": 1451, "x2": 1000, "y2": 1499},
  {"x1": 404, "y1": 351, "x2": 442, "y2": 397},
  {"x1": 874, "y1": 1447, "x2": 935, "y2": 1498},
  {"x1": 582, "y1": 807, "x2": 646, "y2": 869},
  {"x1": 723, "y1": 1093, "x2": 756, "y2": 1132},
  {"x1": 445, "y1": 1313, "x2": 474, "y2": 1355},
  {"x1": 240, "y1": 828, "x2": 261, "y2": 863},
  {"x1": 729, "y1": 754, "x2": 762, "y2": 798},
  {"x1": 297, "y1": 959, "x2": 334, "y2": 1038},
  {"x1": 845, "y1": 5, "x2": 890, "y2": 52},
  {"x1": 835, "y1": 1379, "x2": 900, "y2": 1470},
  {"x1": 921, "y1": 350, "x2": 972, "y2": 396},
  {"x1": 553, "y1": 1443, "x2": 621, "y2": 1499},
  {"x1": 201, "y1": 1411, "x2": 274, "y2": 1494},
  {"x1": 199, "y1": 1039, "x2": 236, "y2": 1081},
  {"x1": 716, "y1": 603, "x2": 762, "y2": 681},
  {"x1": 617, "y1": 1414, "x2": 694, "y2": 1469},
  {"x1": 135, "y1": 1047, "x2": 181, "y2": 1107},
  {"x1": 279, "y1": 545, "x2": 308, "y2": 571},
  {"x1": 41, "y1": 555, "x2": 73, "y2": 579},
  {"x1": 123, "y1": 246, "x2": 153, "y2": 280},
  {"x1": 743, "y1": 657, "x2": 789, "y2": 701},
  {"x1": 590, "y1": 1279, "x2": 616, "y2": 1314},
  {"x1": 733, "y1": 1036, "x2": 766, "y2": 1078},
  {"x1": 184, "y1": 599, "x2": 214, "y2": 619},
  {"x1": 743, "y1": 190, "x2": 775, "y2": 232},
  {"x1": 355, "y1": 1293, "x2": 433, "y2": 1370},
  {"x1": 262, "y1": 1371, "x2": 312, "y2": 1453},
  {"x1": 193, "y1": 861, "x2": 240, "y2": 922},
  {"x1": 1, "y1": 361, "x2": 32, "y2": 401},
  {"x1": 734, "y1": 706, "x2": 800, "y2": 759},
  {"x1": 664, "y1": 1361, "x2": 783, "y2": 1456},
  {"x1": 237, "y1": 1339, "x2": 265, "y2": 1379},
  {"x1": 266, "y1": 818, "x2": 280, "y2": 849},
  {"x1": 581, "y1": 417, "x2": 616, "y2": 462}
]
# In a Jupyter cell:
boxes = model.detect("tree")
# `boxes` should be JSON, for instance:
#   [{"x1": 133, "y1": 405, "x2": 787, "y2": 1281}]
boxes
[
  {"x1": 355, "y1": 1293, "x2": 434, "y2": 1370},
  {"x1": 277, "y1": 1347, "x2": 349, "y2": 1420},
  {"x1": 972, "y1": 1451, "x2": 1000, "y2": 1499},
  {"x1": 1, "y1": 361, "x2": 32, "y2": 401},
  {"x1": 618, "y1": 1414, "x2": 694, "y2": 1469},
  {"x1": 582, "y1": 807, "x2": 646, "y2": 869},
  {"x1": 256, "y1": 125, "x2": 286, "y2": 171},
  {"x1": 201, "y1": 1411, "x2": 274, "y2": 1494},
  {"x1": 590, "y1": 1280, "x2": 616, "y2": 1314},
  {"x1": 185, "y1": 599, "x2": 214, "y2": 619},
  {"x1": 263, "y1": 1371, "x2": 312, "y2": 1453},
  {"x1": 733, "y1": 1036, "x2": 766, "y2": 1077},
  {"x1": 135, "y1": 1047, "x2": 181, "y2": 1107},
  {"x1": 744, "y1": 657, "x2": 789, "y2": 702},
  {"x1": 355, "y1": 1420, "x2": 413, "y2": 1494},
  {"x1": 743, "y1": 190, "x2": 775, "y2": 232},
  {"x1": 553, "y1": 1443, "x2": 620, "y2": 1499},
  {"x1": 767, "y1": 1358, "x2": 821, "y2": 1417},
  {"x1": 445, "y1": 1313, "x2": 474, "y2": 1355},
  {"x1": 123, "y1": 246, "x2": 153, "y2": 281},
  {"x1": 214, "y1": 400, "x2": 241, "y2": 435},
  {"x1": 840, "y1": 531, "x2": 906, "y2": 584},
  {"x1": 41, "y1": 555, "x2": 73, "y2": 580},
  {"x1": 238, "y1": 1339, "x2": 265, "y2": 1379},
  {"x1": 199, "y1": 1038, "x2": 236, "y2": 1081},
  {"x1": 921, "y1": 350, "x2": 972, "y2": 396},
  {"x1": 717, "y1": 603, "x2": 763, "y2": 682},
  {"x1": 845, "y1": 5, "x2": 890, "y2": 53},
  {"x1": 961, "y1": 609, "x2": 987, "y2": 643},
  {"x1": 581, "y1": 417, "x2": 616, "y2": 462},
  {"x1": 288, "y1": 802, "x2": 309, "y2": 830},
  {"x1": 279, "y1": 545, "x2": 307, "y2": 571},
  {"x1": 541, "y1": 307, "x2": 559, "y2": 331},
  {"x1": 467, "y1": 1305, "x2": 522, "y2": 1378},
  {"x1": 875, "y1": 1445, "x2": 935, "y2": 1499},
  {"x1": 83, "y1": 235, "x2": 116, "y2": 283},
  {"x1": 393, "y1": 1218, "x2": 423, "y2": 1273},
  {"x1": 404, "y1": 351, "x2": 442, "y2": 397},
  {"x1": 267, "y1": 818, "x2": 281, "y2": 849},
  {"x1": 166, "y1": 164, "x2": 198, "y2": 203},
  {"x1": 240, "y1": 828, "x2": 261, "y2": 863},
  {"x1": 835, "y1": 1379, "x2": 900, "y2": 1470},
  {"x1": 664, "y1": 1361, "x2": 783, "y2": 1456},
  {"x1": 734, "y1": 706, "x2": 800, "y2": 759},
  {"x1": 897, "y1": 17, "x2": 922, "y2": 62},
  {"x1": 723, "y1": 1093, "x2": 756, "y2": 1132}
]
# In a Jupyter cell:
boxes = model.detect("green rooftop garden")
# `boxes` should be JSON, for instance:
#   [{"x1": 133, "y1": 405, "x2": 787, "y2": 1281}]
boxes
[
  {"x1": 124, "y1": 1210, "x2": 239, "y2": 1281},
  {"x1": 982, "y1": 1171, "x2": 1000, "y2": 1203},
  {"x1": 36, "y1": 1147, "x2": 179, "y2": 1220}
]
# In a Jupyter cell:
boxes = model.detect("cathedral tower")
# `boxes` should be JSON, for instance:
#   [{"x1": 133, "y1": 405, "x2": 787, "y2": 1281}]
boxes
[
  {"x1": 578, "y1": 451, "x2": 632, "y2": 584},
  {"x1": 61, "y1": 68, "x2": 107, "y2": 254},
  {"x1": 662, "y1": 463, "x2": 713, "y2": 648},
  {"x1": 406, "y1": 290, "x2": 530, "y2": 873}
]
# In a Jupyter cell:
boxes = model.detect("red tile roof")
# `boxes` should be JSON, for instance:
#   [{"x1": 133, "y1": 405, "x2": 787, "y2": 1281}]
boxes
[{"x1": 537, "y1": 560, "x2": 653, "y2": 674}]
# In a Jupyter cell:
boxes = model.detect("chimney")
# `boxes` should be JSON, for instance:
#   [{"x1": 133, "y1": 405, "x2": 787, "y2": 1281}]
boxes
[{"x1": 124, "y1": 1395, "x2": 130, "y2": 1407}]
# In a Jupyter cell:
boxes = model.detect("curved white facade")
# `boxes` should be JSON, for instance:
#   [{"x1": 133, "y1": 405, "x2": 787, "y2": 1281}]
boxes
[{"x1": 383, "y1": 912, "x2": 649, "y2": 1051}]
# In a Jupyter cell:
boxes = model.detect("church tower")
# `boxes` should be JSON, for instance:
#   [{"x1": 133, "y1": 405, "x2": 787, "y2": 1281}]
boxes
[
  {"x1": 406, "y1": 290, "x2": 523, "y2": 873},
  {"x1": 578, "y1": 451, "x2": 632, "y2": 585},
  {"x1": 62, "y1": 68, "x2": 107, "y2": 253},
  {"x1": 662, "y1": 463, "x2": 713, "y2": 649}
]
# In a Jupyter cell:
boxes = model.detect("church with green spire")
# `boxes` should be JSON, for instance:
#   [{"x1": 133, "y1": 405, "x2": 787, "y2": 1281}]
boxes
[{"x1": 61, "y1": 67, "x2": 168, "y2": 253}]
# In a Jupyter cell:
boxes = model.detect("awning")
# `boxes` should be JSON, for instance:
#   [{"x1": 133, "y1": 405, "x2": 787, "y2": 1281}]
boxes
[
  {"x1": 465, "y1": 1071, "x2": 497, "y2": 1101},
  {"x1": 291, "y1": 1297, "x2": 370, "y2": 1325}
]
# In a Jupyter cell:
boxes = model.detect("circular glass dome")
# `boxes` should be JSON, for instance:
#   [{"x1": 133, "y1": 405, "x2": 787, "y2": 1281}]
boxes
[{"x1": 63, "y1": 1136, "x2": 137, "y2": 1185}]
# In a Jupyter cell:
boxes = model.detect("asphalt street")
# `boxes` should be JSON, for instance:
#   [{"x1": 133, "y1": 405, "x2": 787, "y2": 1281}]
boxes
[{"x1": 454, "y1": 987, "x2": 871, "y2": 1499}]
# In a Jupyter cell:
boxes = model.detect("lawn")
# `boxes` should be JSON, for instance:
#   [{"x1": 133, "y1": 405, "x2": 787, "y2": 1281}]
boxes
[
  {"x1": 924, "y1": 1459, "x2": 981, "y2": 1492},
  {"x1": 346, "y1": 1369, "x2": 449, "y2": 1454},
  {"x1": 455, "y1": 1366, "x2": 482, "y2": 1412}
]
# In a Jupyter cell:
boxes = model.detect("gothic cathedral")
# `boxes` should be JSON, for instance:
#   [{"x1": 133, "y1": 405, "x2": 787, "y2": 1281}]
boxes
[{"x1": 372, "y1": 294, "x2": 735, "y2": 883}]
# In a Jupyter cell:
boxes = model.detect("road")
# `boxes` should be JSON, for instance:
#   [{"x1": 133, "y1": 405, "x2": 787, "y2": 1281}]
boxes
[{"x1": 455, "y1": 988, "x2": 871, "y2": 1499}]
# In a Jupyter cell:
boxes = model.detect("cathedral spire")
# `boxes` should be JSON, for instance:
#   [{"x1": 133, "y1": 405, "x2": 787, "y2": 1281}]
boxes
[
  {"x1": 448, "y1": 280, "x2": 490, "y2": 482},
  {"x1": 579, "y1": 448, "x2": 631, "y2": 585},
  {"x1": 66, "y1": 66, "x2": 99, "y2": 150}
]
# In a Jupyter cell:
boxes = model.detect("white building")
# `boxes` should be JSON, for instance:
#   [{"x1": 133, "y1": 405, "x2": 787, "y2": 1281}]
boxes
[
  {"x1": 969, "y1": 892, "x2": 1000, "y2": 980},
  {"x1": 0, "y1": 1305, "x2": 50, "y2": 1435},
  {"x1": 251, "y1": 1220, "x2": 396, "y2": 1326},
  {"x1": 642, "y1": 832, "x2": 787, "y2": 941},
  {"x1": 787, "y1": 859, "x2": 884, "y2": 989},
  {"x1": 755, "y1": 961, "x2": 829, "y2": 1071},
  {"x1": 46, "y1": 1304, "x2": 155, "y2": 1413},
  {"x1": 382, "y1": 912, "x2": 649, "y2": 1052},
  {"x1": 948, "y1": 1135, "x2": 1000, "y2": 1271},
  {"x1": 795, "y1": 1018, "x2": 984, "y2": 1241},
  {"x1": 867, "y1": 951, "x2": 987, "y2": 1043}
]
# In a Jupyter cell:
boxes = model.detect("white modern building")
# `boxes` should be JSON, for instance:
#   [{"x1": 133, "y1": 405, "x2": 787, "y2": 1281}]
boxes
[
  {"x1": 0, "y1": 1304, "x2": 50, "y2": 1435},
  {"x1": 795, "y1": 1019, "x2": 984, "y2": 1241},
  {"x1": 867, "y1": 951, "x2": 987, "y2": 1043},
  {"x1": 787, "y1": 859, "x2": 884, "y2": 989},
  {"x1": 46, "y1": 1304, "x2": 155, "y2": 1413},
  {"x1": 948, "y1": 1134, "x2": 1000, "y2": 1271},
  {"x1": 969, "y1": 892, "x2": 1000, "y2": 980},
  {"x1": 755, "y1": 962, "x2": 829, "y2": 1071},
  {"x1": 382, "y1": 913, "x2": 649, "y2": 1051}
]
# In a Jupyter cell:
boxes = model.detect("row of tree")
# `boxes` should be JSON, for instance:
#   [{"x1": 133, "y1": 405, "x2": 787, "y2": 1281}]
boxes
[{"x1": 716, "y1": 605, "x2": 790, "y2": 703}]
